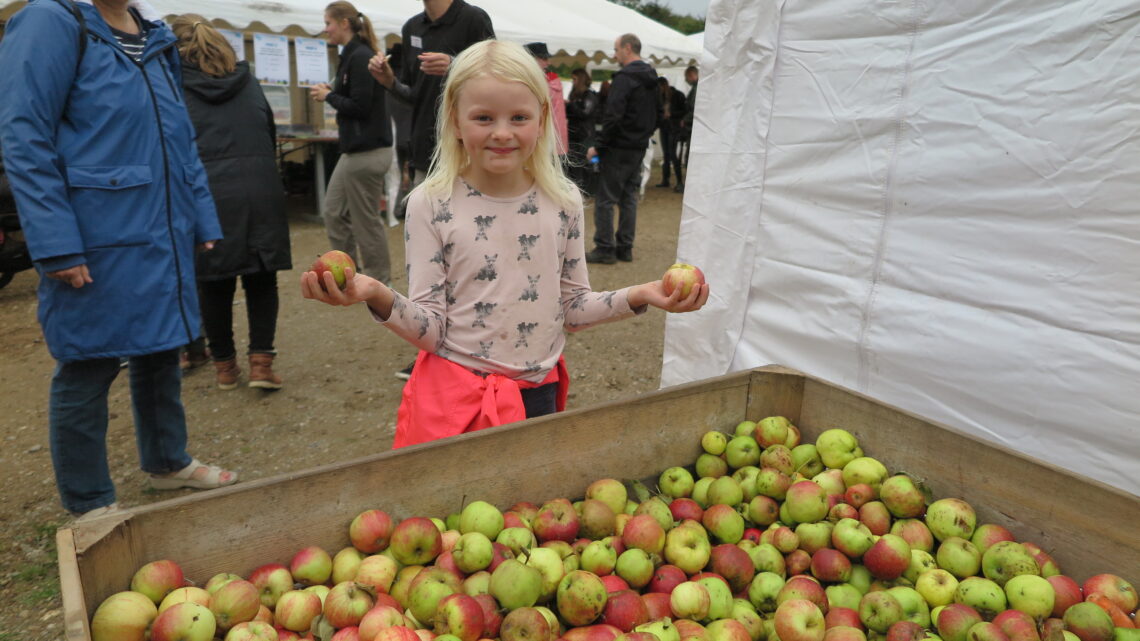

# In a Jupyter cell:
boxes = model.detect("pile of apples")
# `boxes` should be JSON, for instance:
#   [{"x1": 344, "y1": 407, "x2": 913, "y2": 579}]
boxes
[{"x1": 90, "y1": 417, "x2": 1138, "y2": 641}]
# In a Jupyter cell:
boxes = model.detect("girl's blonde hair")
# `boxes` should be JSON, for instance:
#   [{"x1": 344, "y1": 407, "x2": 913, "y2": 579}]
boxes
[
  {"x1": 325, "y1": 1, "x2": 379, "y2": 53},
  {"x1": 420, "y1": 39, "x2": 580, "y2": 211},
  {"x1": 170, "y1": 15, "x2": 237, "y2": 77}
]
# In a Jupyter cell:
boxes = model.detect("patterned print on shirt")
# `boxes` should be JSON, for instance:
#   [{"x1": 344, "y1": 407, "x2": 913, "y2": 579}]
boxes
[
  {"x1": 523, "y1": 361, "x2": 542, "y2": 374},
  {"x1": 431, "y1": 242, "x2": 455, "y2": 270},
  {"x1": 473, "y1": 301, "x2": 497, "y2": 328},
  {"x1": 464, "y1": 180, "x2": 483, "y2": 197},
  {"x1": 445, "y1": 280, "x2": 458, "y2": 306},
  {"x1": 432, "y1": 199, "x2": 454, "y2": 224},
  {"x1": 476, "y1": 255, "x2": 498, "y2": 281},
  {"x1": 558, "y1": 210, "x2": 570, "y2": 236},
  {"x1": 561, "y1": 257, "x2": 581, "y2": 280},
  {"x1": 517, "y1": 234, "x2": 539, "y2": 261},
  {"x1": 518, "y1": 192, "x2": 539, "y2": 215},
  {"x1": 568, "y1": 218, "x2": 581, "y2": 240},
  {"x1": 471, "y1": 340, "x2": 493, "y2": 360},
  {"x1": 474, "y1": 215, "x2": 495, "y2": 241},
  {"x1": 520, "y1": 275, "x2": 540, "y2": 302},
  {"x1": 602, "y1": 291, "x2": 617, "y2": 308},
  {"x1": 415, "y1": 312, "x2": 430, "y2": 339},
  {"x1": 515, "y1": 321, "x2": 538, "y2": 348}
]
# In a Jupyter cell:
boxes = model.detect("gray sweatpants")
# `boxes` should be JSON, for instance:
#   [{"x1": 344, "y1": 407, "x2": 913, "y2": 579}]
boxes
[{"x1": 324, "y1": 146, "x2": 394, "y2": 283}]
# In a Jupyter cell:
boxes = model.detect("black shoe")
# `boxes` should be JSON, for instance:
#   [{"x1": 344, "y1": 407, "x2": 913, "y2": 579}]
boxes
[
  {"x1": 585, "y1": 249, "x2": 616, "y2": 265},
  {"x1": 655, "y1": 182, "x2": 671, "y2": 188},
  {"x1": 673, "y1": 182, "x2": 685, "y2": 193},
  {"x1": 616, "y1": 248, "x2": 633, "y2": 262},
  {"x1": 394, "y1": 361, "x2": 414, "y2": 380}
]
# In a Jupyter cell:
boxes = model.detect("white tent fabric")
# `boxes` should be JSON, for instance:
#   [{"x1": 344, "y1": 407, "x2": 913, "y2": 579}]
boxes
[
  {"x1": 127, "y1": 0, "x2": 700, "y2": 64},
  {"x1": 664, "y1": 0, "x2": 1140, "y2": 495}
]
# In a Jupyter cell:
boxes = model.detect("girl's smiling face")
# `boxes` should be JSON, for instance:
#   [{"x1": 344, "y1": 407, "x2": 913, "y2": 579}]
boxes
[{"x1": 454, "y1": 74, "x2": 544, "y2": 196}]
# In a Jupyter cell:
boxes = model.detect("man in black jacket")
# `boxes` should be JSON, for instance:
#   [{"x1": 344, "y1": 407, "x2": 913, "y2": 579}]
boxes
[
  {"x1": 586, "y1": 33, "x2": 660, "y2": 264},
  {"x1": 368, "y1": 0, "x2": 495, "y2": 184}
]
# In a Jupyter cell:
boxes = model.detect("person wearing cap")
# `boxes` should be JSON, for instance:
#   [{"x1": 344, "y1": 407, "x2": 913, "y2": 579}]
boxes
[{"x1": 526, "y1": 42, "x2": 568, "y2": 158}]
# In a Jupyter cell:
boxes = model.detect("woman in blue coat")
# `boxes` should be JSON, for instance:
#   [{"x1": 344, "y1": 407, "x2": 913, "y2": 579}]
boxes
[{"x1": 0, "y1": 0, "x2": 238, "y2": 518}]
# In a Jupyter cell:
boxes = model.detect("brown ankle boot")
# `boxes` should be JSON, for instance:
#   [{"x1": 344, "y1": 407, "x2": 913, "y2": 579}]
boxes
[
  {"x1": 213, "y1": 358, "x2": 240, "y2": 390},
  {"x1": 248, "y1": 353, "x2": 283, "y2": 390}
]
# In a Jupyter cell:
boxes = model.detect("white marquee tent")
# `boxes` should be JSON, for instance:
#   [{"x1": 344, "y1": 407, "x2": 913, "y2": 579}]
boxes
[
  {"x1": 0, "y1": 0, "x2": 699, "y2": 67},
  {"x1": 665, "y1": 0, "x2": 1140, "y2": 495}
]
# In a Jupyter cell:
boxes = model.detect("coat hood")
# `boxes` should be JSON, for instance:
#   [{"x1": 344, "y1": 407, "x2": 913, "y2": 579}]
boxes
[{"x1": 182, "y1": 61, "x2": 252, "y2": 104}]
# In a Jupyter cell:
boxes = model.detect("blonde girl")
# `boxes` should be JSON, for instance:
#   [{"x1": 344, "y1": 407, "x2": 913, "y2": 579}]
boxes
[{"x1": 301, "y1": 40, "x2": 709, "y2": 447}]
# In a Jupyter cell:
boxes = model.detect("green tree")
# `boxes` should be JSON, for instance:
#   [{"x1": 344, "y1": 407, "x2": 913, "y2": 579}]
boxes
[{"x1": 609, "y1": 0, "x2": 706, "y2": 35}]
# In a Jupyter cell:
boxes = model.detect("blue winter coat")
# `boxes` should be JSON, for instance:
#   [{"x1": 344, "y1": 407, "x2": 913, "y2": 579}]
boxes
[{"x1": 0, "y1": 0, "x2": 222, "y2": 362}]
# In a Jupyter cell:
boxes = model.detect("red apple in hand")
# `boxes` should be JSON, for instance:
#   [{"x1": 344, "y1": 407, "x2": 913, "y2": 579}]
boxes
[
  {"x1": 662, "y1": 263, "x2": 705, "y2": 298},
  {"x1": 312, "y1": 250, "x2": 356, "y2": 291}
]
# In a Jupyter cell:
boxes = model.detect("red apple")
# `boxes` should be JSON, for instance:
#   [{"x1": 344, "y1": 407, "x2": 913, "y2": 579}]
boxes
[
  {"x1": 130, "y1": 559, "x2": 186, "y2": 604},
  {"x1": 351, "y1": 510, "x2": 396, "y2": 554},
  {"x1": 150, "y1": 601, "x2": 216, "y2": 641},
  {"x1": 602, "y1": 589, "x2": 650, "y2": 632},
  {"x1": 390, "y1": 517, "x2": 444, "y2": 566},
  {"x1": 500, "y1": 607, "x2": 552, "y2": 641},
  {"x1": 433, "y1": 593, "x2": 485, "y2": 641},
  {"x1": 290, "y1": 546, "x2": 333, "y2": 586},
  {"x1": 472, "y1": 593, "x2": 503, "y2": 639},
  {"x1": 1046, "y1": 575, "x2": 1083, "y2": 618},
  {"x1": 248, "y1": 563, "x2": 294, "y2": 609},
  {"x1": 601, "y1": 574, "x2": 631, "y2": 594},
  {"x1": 641, "y1": 592, "x2": 673, "y2": 621},
  {"x1": 311, "y1": 249, "x2": 355, "y2": 291},
  {"x1": 775, "y1": 599, "x2": 826, "y2": 641},
  {"x1": 661, "y1": 263, "x2": 706, "y2": 298},
  {"x1": 533, "y1": 498, "x2": 581, "y2": 543},
  {"x1": 647, "y1": 564, "x2": 687, "y2": 595},
  {"x1": 863, "y1": 534, "x2": 911, "y2": 580},
  {"x1": 709, "y1": 544, "x2": 755, "y2": 593},
  {"x1": 209, "y1": 578, "x2": 260, "y2": 631},
  {"x1": 825, "y1": 607, "x2": 863, "y2": 630},
  {"x1": 1082, "y1": 574, "x2": 1138, "y2": 614},
  {"x1": 669, "y1": 498, "x2": 705, "y2": 523},
  {"x1": 325, "y1": 581, "x2": 375, "y2": 628}
]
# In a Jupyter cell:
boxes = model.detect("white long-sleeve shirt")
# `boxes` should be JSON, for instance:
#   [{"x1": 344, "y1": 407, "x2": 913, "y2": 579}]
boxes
[{"x1": 378, "y1": 178, "x2": 644, "y2": 383}]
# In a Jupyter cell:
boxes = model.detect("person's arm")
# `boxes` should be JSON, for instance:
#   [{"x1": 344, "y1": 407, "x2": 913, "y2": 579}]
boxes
[
  {"x1": 300, "y1": 189, "x2": 448, "y2": 352},
  {"x1": 0, "y1": 3, "x2": 88, "y2": 270},
  {"x1": 325, "y1": 48, "x2": 377, "y2": 119}
]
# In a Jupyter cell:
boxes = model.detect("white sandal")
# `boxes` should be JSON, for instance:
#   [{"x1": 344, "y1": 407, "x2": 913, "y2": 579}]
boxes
[{"x1": 149, "y1": 458, "x2": 238, "y2": 490}]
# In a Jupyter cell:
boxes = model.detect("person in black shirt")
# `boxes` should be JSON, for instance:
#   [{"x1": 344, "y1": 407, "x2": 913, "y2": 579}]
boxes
[
  {"x1": 311, "y1": 1, "x2": 394, "y2": 285},
  {"x1": 367, "y1": 0, "x2": 494, "y2": 382},
  {"x1": 367, "y1": 0, "x2": 495, "y2": 185}
]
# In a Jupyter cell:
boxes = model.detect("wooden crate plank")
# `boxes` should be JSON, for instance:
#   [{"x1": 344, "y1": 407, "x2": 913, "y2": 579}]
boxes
[{"x1": 63, "y1": 372, "x2": 753, "y2": 622}]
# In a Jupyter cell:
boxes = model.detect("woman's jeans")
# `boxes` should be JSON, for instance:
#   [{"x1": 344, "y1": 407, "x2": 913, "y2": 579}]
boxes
[
  {"x1": 49, "y1": 348, "x2": 192, "y2": 514},
  {"x1": 199, "y1": 272, "x2": 280, "y2": 361}
]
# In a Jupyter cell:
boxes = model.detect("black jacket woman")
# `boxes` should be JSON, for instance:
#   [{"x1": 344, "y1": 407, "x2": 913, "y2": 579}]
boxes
[
  {"x1": 310, "y1": 1, "x2": 394, "y2": 285},
  {"x1": 173, "y1": 15, "x2": 293, "y2": 391}
]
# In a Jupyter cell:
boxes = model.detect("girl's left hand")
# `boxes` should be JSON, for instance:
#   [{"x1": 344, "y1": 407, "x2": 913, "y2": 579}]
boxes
[
  {"x1": 630, "y1": 280, "x2": 710, "y2": 313},
  {"x1": 310, "y1": 83, "x2": 332, "y2": 102}
]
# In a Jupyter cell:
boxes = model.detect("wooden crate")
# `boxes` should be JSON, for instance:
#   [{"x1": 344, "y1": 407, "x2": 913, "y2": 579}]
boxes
[{"x1": 57, "y1": 366, "x2": 1140, "y2": 640}]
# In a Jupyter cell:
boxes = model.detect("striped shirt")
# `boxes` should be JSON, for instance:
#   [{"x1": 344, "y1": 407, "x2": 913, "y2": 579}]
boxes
[{"x1": 109, "y1": 12, "x2": 146, "y2": 62}]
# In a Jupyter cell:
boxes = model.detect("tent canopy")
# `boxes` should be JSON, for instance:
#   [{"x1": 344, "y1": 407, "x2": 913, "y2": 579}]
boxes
[
  {"x1": 0, "y1": 0, "x2": 699, "y2": 66},
  {"x1": 665, "y1": 0, "x2": 1140, "y2": 495}
]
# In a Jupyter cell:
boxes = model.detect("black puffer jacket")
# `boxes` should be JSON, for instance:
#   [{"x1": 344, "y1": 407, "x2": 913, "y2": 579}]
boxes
[{"x1": 182, "y1": 61, "x2": 292, "y2": 280}]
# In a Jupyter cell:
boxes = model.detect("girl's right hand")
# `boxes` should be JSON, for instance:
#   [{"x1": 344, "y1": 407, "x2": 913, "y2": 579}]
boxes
[{"x1": 300, "y1": 267, "x2": 384, "y2": 307}]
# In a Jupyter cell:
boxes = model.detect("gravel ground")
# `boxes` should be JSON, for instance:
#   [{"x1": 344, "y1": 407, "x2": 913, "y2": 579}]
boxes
[{"x1": 0, "y1": 181, "x2": 689, "y2": 639}]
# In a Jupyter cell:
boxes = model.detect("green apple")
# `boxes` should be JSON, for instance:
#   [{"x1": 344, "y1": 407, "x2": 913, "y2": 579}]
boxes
[
  {"x1": 841, "y1": 458, "x2": 889, "y2": 494},
  {"x1": 748, "y1": 572, "x2": 786, "y2": 613},
  {"x1": 726, "y1": 435, "x2": 763, "y2": 469},
  {"x1": 925, "y1": 499, "x2": 976, "y2": 542},
  {"x1": 660, "y1": 467, "x2": 696, "y2": 499},
  {"x1": 953, "y1": 577, "x2": 1006, "y2": 620},
  {"x1": 935, "y1": 537, "x2": 981, "y2": 579},
  {"x1": 1003, "y1": 574, "x2": 1054, "y2": 619},
  {"x1": 980, "y1": 542, "x2": 1039, "y2": 587},
  {"x1": 814, "y1": 429, "x2": 863, "y2": 470},
  {"x1": 703, "y1": 431, "x2": 730, "y2": 455},
  {"x1": 915, "y1": 569, "x2": 959, "y2": 608}
]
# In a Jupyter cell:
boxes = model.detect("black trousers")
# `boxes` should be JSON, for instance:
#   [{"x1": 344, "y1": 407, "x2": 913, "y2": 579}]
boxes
[
  {"x1": 592, "y1": 147, "x2": 645, "y2": 253},
  {"x1": 198, "y1": 272, "x2": 280, "y2": 361},
  {"x1": 659, "y1": 124, "x2": 683, "y2": 184},
  {"x1": 521, "y1": 382, "x2": 558, "y2": 418}
]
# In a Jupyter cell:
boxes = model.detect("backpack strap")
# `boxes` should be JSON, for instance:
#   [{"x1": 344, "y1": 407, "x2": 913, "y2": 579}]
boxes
[{"x1": 51, "y1": 0, "x2": 87, "y2": 75}]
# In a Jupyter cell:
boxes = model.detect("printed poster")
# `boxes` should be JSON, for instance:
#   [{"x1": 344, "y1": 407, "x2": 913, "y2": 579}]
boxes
[
  {"x1": 218, "y1": 29, "x2": 245, "y2": 62},
  {"x1": 294, "y1": 37, "x2": 331, "y2": 88},
  {"x1": 253, "y1": 33, "x2": 290, "y2": 85},
  {"x1": 262, "y1": 85, "x2": 292, "y2": 125}
]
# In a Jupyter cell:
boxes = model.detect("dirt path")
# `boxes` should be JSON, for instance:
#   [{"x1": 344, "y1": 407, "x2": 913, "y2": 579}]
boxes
[{"x1": 0, "y1": 183, "x2": 688, "y2": 639}]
